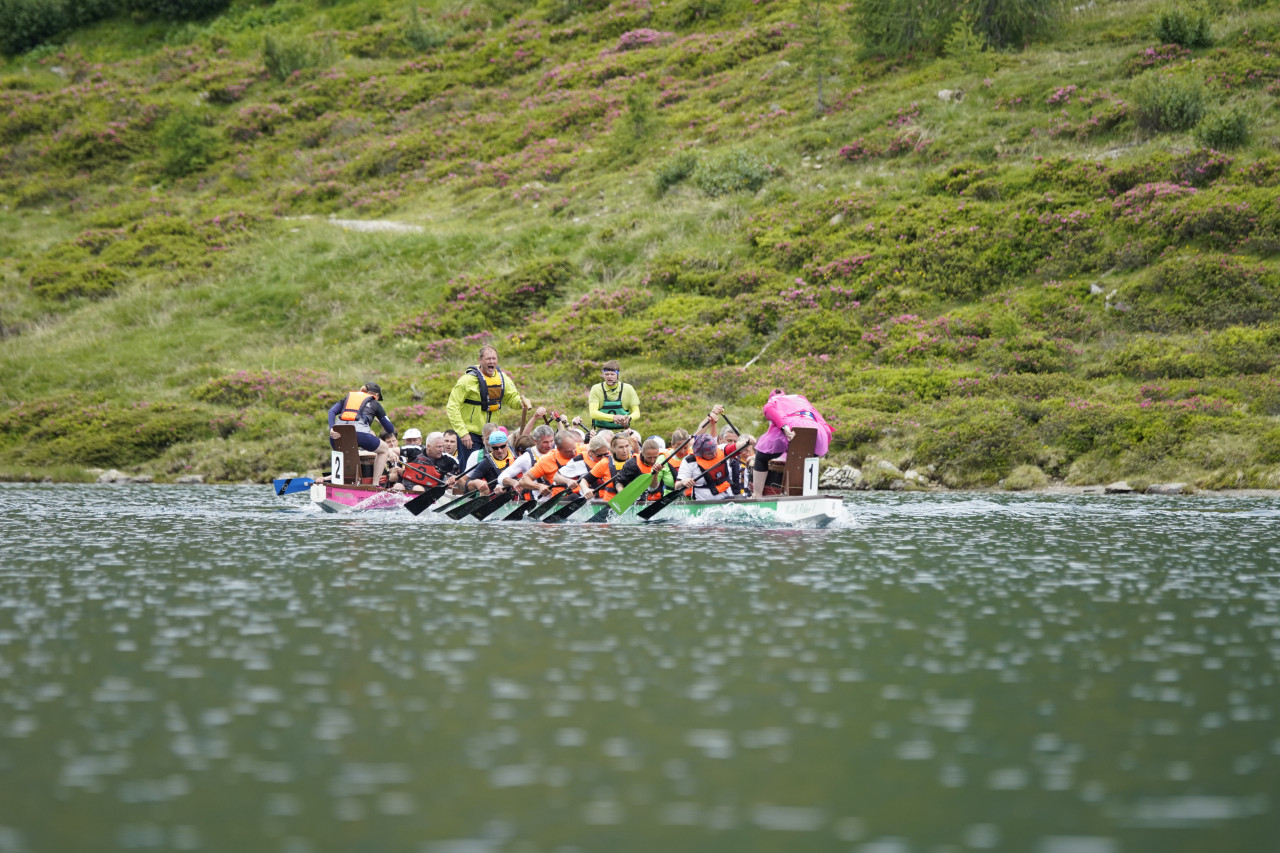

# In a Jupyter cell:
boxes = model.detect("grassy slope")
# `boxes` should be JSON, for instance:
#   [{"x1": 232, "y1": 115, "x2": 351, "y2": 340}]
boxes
[{"x1": 1, "y1": 0, "x2": 1279, "y2": 488}]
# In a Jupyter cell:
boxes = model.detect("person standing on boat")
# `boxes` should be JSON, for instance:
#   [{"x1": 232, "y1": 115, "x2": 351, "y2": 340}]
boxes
[
  {"x1": 751, "y1": 389, "x2": 833, "y2": 498},
  {"x1": 587, "y1": 361, "x2": 641, "y2": 432},
  {"x1": 327, "y1": 382, "x2": 395, "y2": 487},
  {"x1": 673, "y1": 433, "x2": 733, "y2": 501},
  {"x1": 446, "y1": 344, "x2": 529, "y2": 472}
]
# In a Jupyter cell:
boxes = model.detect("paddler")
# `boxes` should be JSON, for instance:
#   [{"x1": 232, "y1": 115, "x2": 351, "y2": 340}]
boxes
[
  {"x1": 401, "y1": 431, "x2": 462, "y2": 493},
  {"x1": 580, "y1": 431, "x2": 633, "y2": 502},
  {"x1": 498, "y1": 423, "x2": 554, "y2": 494},
  {"x1": 613, "y1": 437, "x2": 669, "y2": 503},
  {"x1": 517, "y1": 429, "x2": 584, "y2": 499},
  {"x1": 558, "y1": 432, "x2": 613, "y2": 498},
  {"x1": 462, "y1": 428, "x2": 515, "y2": 495},
  {"x1": 327, "y1": 382, "x2": 395, "y2": 487},
  {"x1": 587, "y1": 360, "x2": 641, "y2": 432},
  {"x1": 673, "y1": 433, "x2": 733, "y2": 501},
  {"x1": 446, "y1": 344, "x2": 529, "y2": 472}
]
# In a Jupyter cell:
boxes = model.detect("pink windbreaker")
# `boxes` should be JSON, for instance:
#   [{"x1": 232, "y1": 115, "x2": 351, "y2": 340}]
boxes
[{"x1": 755, "y1": 393, "x2": 833, "y2": 456}]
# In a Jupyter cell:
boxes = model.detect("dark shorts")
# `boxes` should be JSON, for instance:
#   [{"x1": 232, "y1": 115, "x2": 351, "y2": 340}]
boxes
[
  {"x1": 332, "y1": 431, "x2": 383, "y2": 452},
  {"x1": 753, "y1": 449, "x2": 783, "y2": 473}
]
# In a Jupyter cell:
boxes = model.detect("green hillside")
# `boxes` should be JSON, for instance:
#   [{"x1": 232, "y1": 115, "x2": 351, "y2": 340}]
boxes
[{"x1": 2, "y1": 0, "x2": 1279, "y2": 489}]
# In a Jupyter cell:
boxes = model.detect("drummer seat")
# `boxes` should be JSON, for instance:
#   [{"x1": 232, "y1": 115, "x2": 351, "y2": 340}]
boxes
[
  {"x1": 765, "y1": 425, "x2": 818, "y2": 496},
  {"x1": 331, "y1": 424, "x2": 370, "y2": 484}
]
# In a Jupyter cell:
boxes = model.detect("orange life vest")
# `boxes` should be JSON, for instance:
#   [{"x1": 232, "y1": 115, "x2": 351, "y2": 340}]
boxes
[
  {"x1": 339, "y1": 391, "x2": 375, "y2": 423},
  {"x1": 685, "y1": 449, "x2": 730, "y2": 496}
]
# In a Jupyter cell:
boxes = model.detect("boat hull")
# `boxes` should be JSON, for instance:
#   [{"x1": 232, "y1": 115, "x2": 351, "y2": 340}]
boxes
[
  {"x1": 310, "y1": 483, "x2": 410, "y2": 513},
  {"x1": 581, "y1": 493, "x2": 845, "y2": 525}
]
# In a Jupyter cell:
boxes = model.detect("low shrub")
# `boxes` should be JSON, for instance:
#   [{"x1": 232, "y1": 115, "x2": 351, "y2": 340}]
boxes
[
  {"x1": 405, "y1": 5, "x2": 449, "y2": 51},
  {"x1": 1101, "y1": 336, "x2": 1210, "y2": 379},
  {"x1": 691, "y1": 149, "x2": 773, "y2": 197},
  {"x1": 1118, "y1": 253, "x2": 1280, "y2": 330},
  {"x1": 982, "y1": 334, "x2": 1080, "y2": 374},
  {"x1": 192, "y1": 368, "x2": 335, "y2": 415},
  {"x1": 1130, "y1": 71, "x2": 1206, "y2": 132},
  {"x1": 1004, "y1": 463, "x2": 1048, "y2": 490},
  {"x1": 1259, "y1": 427, "x2": 1280, "y2": 464},
  {"x1": 156, "y1": 107, "x2": 219, "y2": 178},
  {"x1": 391, "y1": 258, "x2": 575, "y2": 339},
  {"x1": 1195, "y1": 106, "x2": 1251, "y2": 149},
  {"x1": 124, "y1": 0, "x2": 229, "y2": 19},
  {"x1": 0, "y1": 400, "x2": 217, "y2": 468},
  {"x1": 1153, "y1": 6, "x2": 1213, "y2": 49},
  {"x1": 25, "y1": 260, "x2": 123, "y2": 300},
  {"x1": 0, "y1": 0, "x2": 70, "y2": 56},
  {"x1": 262, "y1": 32, "x2": 335, "y2": 82},
  {"x1": 914, "y1": 408, "x2": 1038, "y2": 487}
]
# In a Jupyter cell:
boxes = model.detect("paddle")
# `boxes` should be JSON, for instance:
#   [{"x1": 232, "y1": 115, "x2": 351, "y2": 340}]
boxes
[
  {"x1": 637, "y1": 442, "x2": 750, "y2": 521},
  {"x1": 404, "y1": 486, "x2": 448, "y2": 516},
  {"x1": 273, "y1": 476, "x2": 314, "y2": 496},
  {"x1": 502, "y1": 496, "x2": 538, "y2": 522},
  {"x1": 526, "y1": 488, "x2": 568, "y2": 520},
  {"x1": 446, "y1": 490, "x2": 494, "y2": 520},
  {"x1": 607, "y1": 434, "x2": 695, "y2": 516},
  {"x1": 471, "y1": 489, "x2": 516, "y2": 520},
  {"x1": 403, "y1": 455, "x2": 484, "y2": 516},
  {"x1": 544, "y1": 458, "x2": 636, "y2": 523}
]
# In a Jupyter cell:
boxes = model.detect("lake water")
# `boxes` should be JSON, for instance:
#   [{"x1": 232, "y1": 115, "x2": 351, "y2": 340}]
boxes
[{"x1": 0, "y1": 484, "x2": 1277, "y2": 853}]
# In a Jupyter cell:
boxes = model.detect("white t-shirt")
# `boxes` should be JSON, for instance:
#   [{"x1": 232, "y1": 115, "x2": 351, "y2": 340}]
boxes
[
  {"x1": 676, "y1": 455, "x2": 731, "y2": 501},
  {"x1": 498, "y1": 449, "x2": 539, "y2": 489}
]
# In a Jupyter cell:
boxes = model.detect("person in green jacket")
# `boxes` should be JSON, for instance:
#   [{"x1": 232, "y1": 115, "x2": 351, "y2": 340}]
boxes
[
  {"x1": 446, "y1": 344, "x2": 528, "y2": 471},
  {"x1": 587, "y1": 360, "x2": 641, "y2": 432}
]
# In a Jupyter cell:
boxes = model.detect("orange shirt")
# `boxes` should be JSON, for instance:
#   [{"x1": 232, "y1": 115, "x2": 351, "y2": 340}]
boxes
[
  {"x1": 527, "y1": 449, "x2": 577, "y2": 489},
  {"x1": 588, "y1": 456, "x2": 621, "y2": 500}
]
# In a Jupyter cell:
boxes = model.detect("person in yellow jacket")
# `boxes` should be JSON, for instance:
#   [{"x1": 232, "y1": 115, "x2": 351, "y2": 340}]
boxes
[
  {"x1": 587, "y1": 360, "x2": 641, "y2": 431},
  {"x1": 446, "y1": 344, "x2": 529, "y2": 470}
]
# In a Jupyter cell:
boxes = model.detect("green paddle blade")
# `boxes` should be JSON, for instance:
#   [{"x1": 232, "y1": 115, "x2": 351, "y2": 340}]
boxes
[{"x1": 608, "y1": 473, "x2": 653, "y2": 515}]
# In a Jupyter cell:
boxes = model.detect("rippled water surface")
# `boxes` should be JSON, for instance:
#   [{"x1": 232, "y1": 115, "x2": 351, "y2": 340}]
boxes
[{"x1": 0, "y1": 484, "x2": 1277, "y2": 853}]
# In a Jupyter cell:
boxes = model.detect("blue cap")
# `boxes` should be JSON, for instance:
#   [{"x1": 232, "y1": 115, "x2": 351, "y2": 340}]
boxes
[{"x1": 489, "y1": 429, "x2": 509, "y2": 446}]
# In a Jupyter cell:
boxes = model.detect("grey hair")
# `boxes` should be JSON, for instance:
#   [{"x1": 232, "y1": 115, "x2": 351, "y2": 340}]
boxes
[
  {"x1": 531, "y1": 424, "x2": 554, "y2": 441},
  {"x1": 642, "y1": 437, "x2": 665, "y2": 452},
  {"x1": 425, "y1": 431, "x2": 444, "y2": 444},
  {"x1": 589, "y1": 432, "x2": 612, "y2": 453},
  {"x1": 478, "y1": 344, "x2": 498, "y2": 359},
  {"x1": 554, "y1": 429, "x2": 576, "y2": 446}
]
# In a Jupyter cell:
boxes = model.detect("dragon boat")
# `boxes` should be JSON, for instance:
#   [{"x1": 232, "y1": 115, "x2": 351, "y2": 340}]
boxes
[{"x1": 302, "y1": 423, "x2": 842, "y2": 524}]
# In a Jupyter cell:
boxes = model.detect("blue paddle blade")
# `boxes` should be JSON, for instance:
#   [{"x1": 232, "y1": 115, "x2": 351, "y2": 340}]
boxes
[{"x1": 273, "y1": 477, "x2": 314, "y2": 496}]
